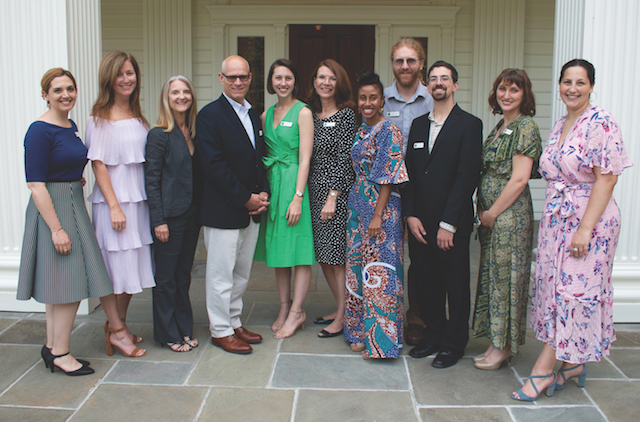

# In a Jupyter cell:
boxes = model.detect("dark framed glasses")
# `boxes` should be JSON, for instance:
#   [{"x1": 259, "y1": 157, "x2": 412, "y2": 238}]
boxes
[{"x1": 222, "y1": 73, "x2": 250, "y2": 82}]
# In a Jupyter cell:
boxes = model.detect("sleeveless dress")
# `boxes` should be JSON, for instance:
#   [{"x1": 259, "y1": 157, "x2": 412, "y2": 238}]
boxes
[
  {"x1": 86, "y1": 117, "x2": 155, "y2": 294},
  {"x1": 531, "y1": 106, "x2": 632, "y2": 363},
  {"x1": 254, "y1": 101, "x2": 315, "y2": 267}
]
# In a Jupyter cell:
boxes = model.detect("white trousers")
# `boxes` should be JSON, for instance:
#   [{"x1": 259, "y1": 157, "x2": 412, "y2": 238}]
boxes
[{"x1": 203, "y1": 222, "x2": 259, "y2": 338}]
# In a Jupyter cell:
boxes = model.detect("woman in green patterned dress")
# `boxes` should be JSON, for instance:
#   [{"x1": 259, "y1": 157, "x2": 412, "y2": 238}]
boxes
[{"x1": 472, "y1": 69, "x2": 542, "y2": 370}]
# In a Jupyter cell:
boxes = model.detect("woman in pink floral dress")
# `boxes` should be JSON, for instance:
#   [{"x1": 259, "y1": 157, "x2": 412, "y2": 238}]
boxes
[{"x1": 512, "y1": 59, "x2": 632, "y2": 401}]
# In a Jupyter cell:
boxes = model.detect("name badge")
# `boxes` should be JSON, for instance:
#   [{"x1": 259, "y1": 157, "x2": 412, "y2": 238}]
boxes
[
  {"x1": 503, "y1": 128, "x2": 513, "y2": 135},
  {"x1": 413, "y1": 142, "x2": 425, "y2": 149},
  {"x1": 259, "y1": 130, "x2": 263, "y2": 136},
  {"x1": 280, "y1": 121, "x2": 293, "y2": 127},
  {"x1": 323, "y1": 121, "x2": 336, "y2": 128},
  {"x1": 74, "y1": 131, "x2": 81, "y2": 138},
  {"x1": 387, "y1": 111, "x2": 400, "y2": 117}
]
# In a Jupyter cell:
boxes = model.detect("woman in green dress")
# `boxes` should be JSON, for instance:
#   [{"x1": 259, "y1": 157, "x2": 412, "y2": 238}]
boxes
[
  {"x1": 472, "y1": 69, "x2": 542, "y2": 370},
  {"x1": 254, "y1": 59, "x2": 315, "y2": 338}
]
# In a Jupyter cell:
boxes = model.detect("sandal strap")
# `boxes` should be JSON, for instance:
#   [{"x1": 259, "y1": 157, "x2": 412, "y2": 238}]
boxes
[
  {"x1": 558, "y1": 364, "x2": 583, "y2": 383},
  {"x1": 528, "y1": 373, "x2": 554, "y2": 396},
  {"x1": 108, "y1": 325, "x2": 127, "y2": 334},
  {"x1": 51, "y1": 351, "x2": 70, "y2": 359}
]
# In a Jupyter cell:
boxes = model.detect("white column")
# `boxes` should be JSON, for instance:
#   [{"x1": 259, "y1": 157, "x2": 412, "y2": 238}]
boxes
[
  {"x1": 0, "y1": 0, "x2": 102, "y2": 313},
  {"x1": 471, "y1": 0, "x2": 526, "y2": 135},
  {"x1": 553, "y1": 0, "x2": 640, "y2": 321},
  {"x1": 143, "y1": 0, "x2": 193, "y2": 125}
]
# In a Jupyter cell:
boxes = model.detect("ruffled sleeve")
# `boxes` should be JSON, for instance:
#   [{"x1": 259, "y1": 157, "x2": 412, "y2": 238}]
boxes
[
  {"x1": 585, "y1": 108, "x2": 633, "y2": 175},
  {"x1": 368, "y1": 121, "x2": 409, "y2": 185}
]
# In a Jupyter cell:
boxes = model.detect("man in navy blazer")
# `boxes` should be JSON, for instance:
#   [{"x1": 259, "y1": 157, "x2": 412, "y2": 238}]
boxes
[
  {"x1": 196, "y1": 55, "x2": 270, "y2": 354},
  {"x1": 402, "y1": 61, "x2": 482, "y2": 368}
]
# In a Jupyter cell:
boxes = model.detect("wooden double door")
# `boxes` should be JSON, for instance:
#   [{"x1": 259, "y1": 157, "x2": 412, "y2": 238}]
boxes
[{"x1": 289, "y1": 24, "x2": 375, "y2": 104}]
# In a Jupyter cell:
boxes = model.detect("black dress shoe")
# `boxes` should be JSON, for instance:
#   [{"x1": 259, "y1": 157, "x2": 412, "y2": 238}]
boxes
[
  {"x1": 318, "y1": 328, "x2": 343, "y2": 338},
  {"x1": 313, "y1": 317, "x2": 334, "y2": 325},
  {"x1": 432, "y1": 350, "x2": 462, "y2": 368},
  {"x1": 409, "y1": 343, "x2": 440, "y2": 358}
]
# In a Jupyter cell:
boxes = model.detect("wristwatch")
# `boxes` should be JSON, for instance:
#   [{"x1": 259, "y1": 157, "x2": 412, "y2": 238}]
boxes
[
  {"x1": 329, "y1": 191, "x2": 337, "y2": 198},
  {"x1": 295, "y1": 190, "x2": 304, "y2": 198}
]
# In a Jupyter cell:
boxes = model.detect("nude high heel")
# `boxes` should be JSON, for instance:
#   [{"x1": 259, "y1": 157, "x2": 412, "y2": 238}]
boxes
[{"x1": 274, "y1": 309, "x2": 306, "y2": 339}]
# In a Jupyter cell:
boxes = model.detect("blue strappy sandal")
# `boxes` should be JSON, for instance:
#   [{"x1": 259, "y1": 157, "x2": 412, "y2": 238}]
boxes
[
  {"x1": 555, "y1": 364, "x2": 587, "y2": 390},
  {"x1": 511, "y1": 372, "x2": 557, "y2": 401}
]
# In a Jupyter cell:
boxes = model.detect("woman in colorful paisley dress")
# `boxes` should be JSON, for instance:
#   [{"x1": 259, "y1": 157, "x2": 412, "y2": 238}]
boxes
[
  {"x1": 472, "y1": 69, "x2": 542, "y2": 370},
  {"x1": 512, "y1": 59, "x2": 632, "y2": 401},
  {"x1": 344, "y1": 70, "x2": 409, "y2": 359}
]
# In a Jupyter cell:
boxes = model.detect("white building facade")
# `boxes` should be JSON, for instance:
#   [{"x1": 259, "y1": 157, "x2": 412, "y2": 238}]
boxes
[{"x1": 1, "y1": 0, "x2": 639, "y2": 321}]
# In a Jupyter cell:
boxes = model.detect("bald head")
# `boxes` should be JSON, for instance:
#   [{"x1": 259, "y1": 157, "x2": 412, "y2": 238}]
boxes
[
  {"x1": 219, "y1": 55, "x2": 252, "y2": 104},
  {"x1": 221, "y1": 55, "x2": 250, "y2": 74}
]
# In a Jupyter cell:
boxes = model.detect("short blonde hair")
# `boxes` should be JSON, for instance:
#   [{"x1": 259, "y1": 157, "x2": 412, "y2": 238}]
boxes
[{"x1": 156, "y1": 75, "x2": 198, "y2": 139}]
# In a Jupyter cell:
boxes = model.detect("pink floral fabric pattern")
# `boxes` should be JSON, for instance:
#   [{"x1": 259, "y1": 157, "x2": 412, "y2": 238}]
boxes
[{"x1": 531, "y1": 106, "x2": 632, "y2": 363}]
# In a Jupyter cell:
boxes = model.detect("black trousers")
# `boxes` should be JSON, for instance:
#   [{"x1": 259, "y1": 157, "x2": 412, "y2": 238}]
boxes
[
  {"x1": 152, "y1": 204, "x2": 201, "y2": 343},
  {"x1": 408, "y1": 233, "x2": 471, "y2": 354}
]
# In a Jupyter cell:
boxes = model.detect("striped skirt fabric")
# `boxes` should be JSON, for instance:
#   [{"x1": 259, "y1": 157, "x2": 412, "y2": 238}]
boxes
[{"x1": 17, "y1": 181, "x2": 113, "y2": 304}]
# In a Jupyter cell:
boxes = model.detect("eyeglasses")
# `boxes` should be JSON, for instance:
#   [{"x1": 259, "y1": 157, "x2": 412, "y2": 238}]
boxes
[
  {"x1": 428, "y1": 75, "x2": 452, "y2": 83},
  {"x1": 315, "y1": 75, "x2": 337, "y2": 83},
  {"x1": 392, "y1": 58, "x2": 420, "y2": 66},
  {"x1": 222, "y1": 73, "x2": 250, "y2": 82}
]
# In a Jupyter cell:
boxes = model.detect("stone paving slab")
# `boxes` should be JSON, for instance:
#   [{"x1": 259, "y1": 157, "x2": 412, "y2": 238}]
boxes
[
  {"x1": 71, "y1": 384, "x2": 207, "y2": 422},
  {"x1": 608, "y1": 349, "x2": 640, "y2": 378},
  {"x1": 271, "y1": 354, "x2": 409, "y2": 390},
  {"x1": 295, "y1": 389, "x2": 417, "y2": 422},
  {"x1": 187, "y1": 326, "x2": 277, "y2": 387},
  {"x1": 0, "y1": 317, "x2": 18, "y2": 334},
  {"x1": 510, "y1": 406, "x2": 606, "y2": 422},
  {"x1": 409, "y1": 357, "x2": 532, "y2": 406},
  {"x1": 198, "y1": 387, "x2": 294, "y2": 421},
  {"x1": 105, "y1": 360, "x2": 194, "y2": 385},
  {"x1": 0, "y1": 359, "x2": 114, "y2": 408},
  {"x1": 0, "y1": 345, "x2": 41, "y2": 392},
  {"x1": 586, "y1": 380, "x2": 640, "y2": 422},
  {"x1": 0, "y1": 406, "x2": 74, "y2": 422},
  {"x1": 0, "y1": 319, "x2": 48, "y2": 345},
  {"x1": 613, "y1": 330, "x2": 640, "y2": 347},
  {"x1": 419, "y1": 407, "x2": 512, "y2": 421}
]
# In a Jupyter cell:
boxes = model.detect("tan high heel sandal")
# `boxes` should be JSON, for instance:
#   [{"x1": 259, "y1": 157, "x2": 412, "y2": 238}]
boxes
[
  {"x1": 272, "y1": 301, "x2": 292, "y2": 332},
  {"x1": 274, "y1": 309, "x2": 306, "y2": 339},
  {"x1": 105, "y1": 324, "x2": 146, "y2": 357}
]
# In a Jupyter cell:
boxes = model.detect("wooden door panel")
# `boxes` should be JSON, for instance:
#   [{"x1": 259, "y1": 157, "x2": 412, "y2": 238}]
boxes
[{"x1": 289, "y1": 25, "x2": 375, "y2": 104}]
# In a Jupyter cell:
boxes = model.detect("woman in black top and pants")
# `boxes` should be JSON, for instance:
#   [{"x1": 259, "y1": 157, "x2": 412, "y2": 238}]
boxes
[{"x1": 145, "y1": 75, "x2": 202, "y2": 352}]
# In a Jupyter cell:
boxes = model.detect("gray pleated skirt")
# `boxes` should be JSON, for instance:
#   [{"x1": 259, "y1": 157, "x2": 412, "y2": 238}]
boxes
[{"x1": 17, "y1": 181, "x2": 113, "y2": 304}]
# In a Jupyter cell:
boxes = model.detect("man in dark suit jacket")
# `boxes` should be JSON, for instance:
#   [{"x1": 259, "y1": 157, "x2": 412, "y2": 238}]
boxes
[
  {"x1": 196, "y1": 55, "x2": 270, "y2": 354},
  {"x1": 403, "y1": 61, "x2": 482, "y2": 368}
]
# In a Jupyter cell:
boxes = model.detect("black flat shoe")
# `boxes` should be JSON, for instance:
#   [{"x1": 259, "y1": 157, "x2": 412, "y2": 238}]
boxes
[
  {"x1": 432, "y1": 350, "x2": 462, "y2": 368},
  {"x1": 409, "y1": 343, "x2": 440, "y2": 358},
  {"x1": 313, "y1": 317, "x2": 334, "y2": 325},
  {"x1": 48, "y1": 352, "x2": 95, "y2": 376},
  {"x1": 318, "y1": 329, "x2": 344, "y2": 338},
  {"x1": 42, "y1": 345, "x2": 90, "y2": 367}
]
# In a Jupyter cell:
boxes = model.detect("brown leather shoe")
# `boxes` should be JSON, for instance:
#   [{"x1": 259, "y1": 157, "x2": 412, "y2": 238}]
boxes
[
  {"x1": 405, "y1": 324, "x2": 426, "y2": 346},
  {"x1": 234, "y1": 326, "x2": 263, "y2": 344},
  {"x1": 211, "y1": 334, "x2": 252, "y2": 354}
]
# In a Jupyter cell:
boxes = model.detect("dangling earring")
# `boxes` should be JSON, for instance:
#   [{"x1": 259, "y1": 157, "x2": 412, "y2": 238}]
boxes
[{"x1": 556, "y1": 92, "x2": 562, "y2": 101}]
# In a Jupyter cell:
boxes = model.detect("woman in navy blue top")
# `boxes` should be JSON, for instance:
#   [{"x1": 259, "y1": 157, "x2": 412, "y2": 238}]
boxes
[{"x1": 17, "y1": 69, "x2": 146, "y2": 376}]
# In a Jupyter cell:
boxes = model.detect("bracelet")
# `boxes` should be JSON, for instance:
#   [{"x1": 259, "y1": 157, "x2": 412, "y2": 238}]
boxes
[
  {"x1": 53, "y1": 227, "x2": 63, "y2": 235},
  {"x1": 439, "y1": 221, "x2": 457, "y2": 233}
]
